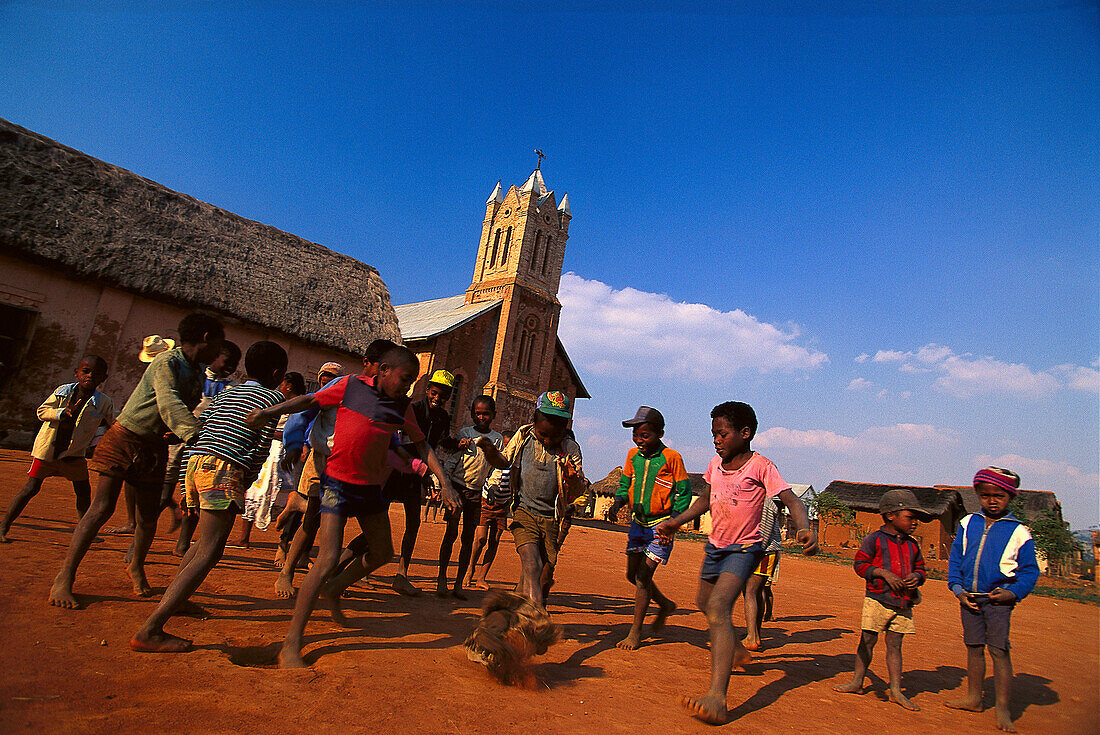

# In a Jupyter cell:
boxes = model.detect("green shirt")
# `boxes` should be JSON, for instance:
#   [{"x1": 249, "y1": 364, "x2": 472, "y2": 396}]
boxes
[{"x1": 115, "y1": 347, "x2": 204, "y2": 442}]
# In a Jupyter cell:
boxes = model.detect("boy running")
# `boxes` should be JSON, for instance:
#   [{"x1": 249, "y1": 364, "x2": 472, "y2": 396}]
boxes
[
  {"x1": 130, "y1": 341, "x2": 288, "y2": 652},
  {"x1": 605, "y1": 406, "x2": 691, "y2": 650},
  {"x1": 945, "y1": 467, "x2": 1039, "y2": 733},
  {"x1": 834, "y1": 488, "x2": 928, "y2": 710},
  {"x1": 438, "y1": 395, "x2": 504, "y2": 599},
  {"x1": 655, "y1": 401, "x2": 817, "y2": 725},
  {"x1": 1, "y1": 356, "x2": 114, "y2": 542},
  {"x1": 245, "y1": 346, "x2": 457, "y2": 668},
  {"x1": 48, "y1": 312, "x2": 224, "y2": 608}
]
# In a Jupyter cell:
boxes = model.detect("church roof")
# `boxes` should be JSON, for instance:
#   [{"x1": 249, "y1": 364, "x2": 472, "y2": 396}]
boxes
[
  {"x1": 520, "y1": 169, "x2": 548, "y2": 196},
  {"x1": 555, "y1": 337, "x2": 590, "y2": 399},
  {"x1": 558, "y1": 193, "x2": 571, "y2": 216},
  {"x1": 393, "y1": 294, "x2": 503, "y2": 341},
  {"x1": 486, "y1": 180, "x2": 504, "y2": 204},
  {"x1": 0, "y1": 118, "x2": 400, "y2": 355}
]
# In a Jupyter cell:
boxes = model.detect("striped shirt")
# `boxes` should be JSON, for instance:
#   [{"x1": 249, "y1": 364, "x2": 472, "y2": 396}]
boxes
[
  {"x1": 182, "y1": 381, "x2": 284, "y2": 486},
  {"x1": 854, "y1": 526, "x2": 926, "y2": 610}
]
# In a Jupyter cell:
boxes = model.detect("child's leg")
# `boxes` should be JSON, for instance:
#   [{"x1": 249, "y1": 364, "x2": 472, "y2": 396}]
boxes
[
  {"x1": 48, "y1": 474, "x2": 125, "y2": 608},
  {"x1": 104, "y1": 483, "x2": 137, "y2": 533},
  {"x1": 682, "y1": 572, "x2": 750, "y2": 725},
  {"x1": 743, "y1": 573, "x2": 766, "y2": 649},
  {"x1": 394, "y1": 480, "x2": 422, "y2": 594},
  {"x1": 466, "y1": 523, "x2": 489, "y2": 587},
  {"x1": 988, "y1": 646, "x2": 1014, "y2": 731},
  {"x1": 762, "y1": 584, "x2": 774, "y2": 622},
  {"x1": 174, "y1": 503, "x2": 198, "y2": 557},
  {"x1": 947, "y1": 644, "x2": 987, "y2": 711},
  {"x1": 617, "y1": 553, "x2": 649, "y2": 650},
  {"x1": 884, "y1": 631, "x2": 918, "y2": 710},
  {"x1": 835, "y1": 630, "x2": 878, "y2": 693},
  {"x1": 452, "y1": 501, "x2": 479, "y2": 598},
  {"x1": 131, "y1": 508, "x2": 236, "y2": 651},
  {"x1": 323, "y1": 511, "x2": 393, "y2": 626},
  {"x1": 643, "y1": 556, "x2": 675, "y2": 631},
  {"x1": 230, "y1": 517, "x2": 253, "y2": 548},
  {"x1": 128, "y1": 484, "x2": 163, "y2": 597},
  {"x1": 516, "y1": 542, "x2": 545, "y2": 606},
  {"x1": 276, "y1": 496, "x2": 320, "y2": 598},
  {"x1": 72, "y1": 480, "x2": 92, "y2": 518},
  {"x1": 476, "y1": 523, "x2": 505, "y2": 585},
  {"x1": 280, "y1": 511, "x2": 348, "y2": 668},
  {"x1": 437, "y1": 507, "x2": 461, "y2": 594},
  {"x1": 0, "y1": 477, "x2": 46, "y2": 541}
]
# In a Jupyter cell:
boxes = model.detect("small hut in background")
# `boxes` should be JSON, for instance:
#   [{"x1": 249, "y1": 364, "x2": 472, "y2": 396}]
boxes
[{"x1": 0, "y1": 118, "x2": 400, "y2": 445}]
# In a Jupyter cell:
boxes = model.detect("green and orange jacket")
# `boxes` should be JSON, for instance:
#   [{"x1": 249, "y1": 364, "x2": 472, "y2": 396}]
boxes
[{"x1": 615, "y1": 444, "x2": 692, "y2": 527}]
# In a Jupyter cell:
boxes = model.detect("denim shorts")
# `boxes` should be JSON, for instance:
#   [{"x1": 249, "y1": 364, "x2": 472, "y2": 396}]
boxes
[
  {"x1": 320, "y1": 475, "x2": 385, "y2": 517},
  {"x1": 700, "y1": 541, "x2": 763, "y2": 582},
  {"x1": 626, "y1": 521, "x2": 673, "y2": 565}
]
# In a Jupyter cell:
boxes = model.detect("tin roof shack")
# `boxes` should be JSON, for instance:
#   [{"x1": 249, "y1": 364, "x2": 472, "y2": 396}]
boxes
[
  {"x1": 821, "y1": 481, "x2": 966, "y2": 560},
  {"x1": 0, "y1": 118, "x2": 400, "y2": 445}
]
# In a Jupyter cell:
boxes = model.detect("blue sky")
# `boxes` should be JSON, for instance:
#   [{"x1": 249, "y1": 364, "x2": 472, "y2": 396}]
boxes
[{"x1": 3, "y1": 1, "x2": 1097, "y2": 526}]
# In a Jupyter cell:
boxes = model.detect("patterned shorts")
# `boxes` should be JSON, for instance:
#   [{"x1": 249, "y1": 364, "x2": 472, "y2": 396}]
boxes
[
  {"x1": 753, "y1": 551, "x2": 781, "y2": 584},
  {"x1": 184, "y1": 454, "x2": 247, "y2": 513}
]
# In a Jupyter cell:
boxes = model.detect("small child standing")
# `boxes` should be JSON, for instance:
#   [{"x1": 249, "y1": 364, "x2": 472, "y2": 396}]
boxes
[
  {"x1": 833, "y1": 488, "x2": 928, "y2": 711},
  {"x1": 0, "y1": 356, "x2": 114, "y2": 542},
  {"x1": 605, "y1": 406, "x2": 691, "y2": 650},
  {"x1": 945, "y1": 467, "x2": 1039, "y2": 733},
  {"x1": 438, "y1": 395, "x2": 504, "y2": 599},
  {"x1": 130, "y1": 341, "x2": 288, "y2": 652},
  {"x1": 654, "y1": 401, "x2": 817, "y2": 725},
  {"x1": 742, "y1": 495, "x2": 784, "y2": 650}
]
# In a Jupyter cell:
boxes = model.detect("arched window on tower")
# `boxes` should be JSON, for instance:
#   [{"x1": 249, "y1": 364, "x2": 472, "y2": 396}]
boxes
[
  {"x1": 489, "y1": 229, "x2": 501, "y2": 268},
  {"x1": 525, "y1": 333, "x2": 539, "y2": 373},
  {"x1": 502, "y1": 226, "x2": 512, "y2": 265},
  {"x1": 542, "y1": 236, "x2": 552, "y2": 275},
  {"x1": 514, "y1": 314, "x2": 541, "y2": 373},
  {"x1": 531, "y1": 231, "x2": 542, "y2": 273}
]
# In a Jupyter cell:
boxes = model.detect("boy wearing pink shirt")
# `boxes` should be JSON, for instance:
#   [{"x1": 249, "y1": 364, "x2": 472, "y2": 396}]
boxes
[{"x1": 656, "y1": 401, "x2": 818, "y2": 725}]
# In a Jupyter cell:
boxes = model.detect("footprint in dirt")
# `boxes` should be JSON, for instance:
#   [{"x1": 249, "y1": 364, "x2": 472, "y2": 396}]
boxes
[{"x1": 223, "y1": 637, "x2": 280, "y2": 668}]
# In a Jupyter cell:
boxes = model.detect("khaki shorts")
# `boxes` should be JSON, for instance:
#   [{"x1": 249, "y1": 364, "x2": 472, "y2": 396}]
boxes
[
  {"x1": 87, "y1": 423, "x2": 168, "y2": 491},
  {"x1": 184, "y1": 454, "x2": 247, "y2": 512},
  {"x1": 510, "y1": 506, "x2": 561, "y2": 566},
  {"x1": 861, "y1": 596, "x2": 915, "y2": 635},
  {"x1": 297, "y1": 448, "x2": 322, "y2": 499}
]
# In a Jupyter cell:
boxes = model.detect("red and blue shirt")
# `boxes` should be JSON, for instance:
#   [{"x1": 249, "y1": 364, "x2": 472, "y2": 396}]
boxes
[{"x1": 854, "y1": 526, "x2": 926, "y2": 609}]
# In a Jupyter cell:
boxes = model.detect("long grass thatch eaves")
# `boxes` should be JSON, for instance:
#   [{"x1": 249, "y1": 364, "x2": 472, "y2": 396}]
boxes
[{"x1": 0, "y1": 118, "x2": 400, "y2": 353}]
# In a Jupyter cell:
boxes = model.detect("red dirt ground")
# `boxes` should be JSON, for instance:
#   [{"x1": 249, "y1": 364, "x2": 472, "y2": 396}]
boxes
[{"x1": 0, "y1": 449, "x2": 1096, "y2": 734}]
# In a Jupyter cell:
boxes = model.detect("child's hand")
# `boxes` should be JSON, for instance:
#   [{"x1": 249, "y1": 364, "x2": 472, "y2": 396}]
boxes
[
  {"x1": 957, "y1": 591, "x2": 980, "y2": 611},
  {"x1": 441, "y1": 483, "x2": 461, "y2": 512},
  {"x1": 278, "y1": 453, "x2": 297, "y2": 473},
  {"x1": 796, "y1": 528, "x2": 818, "y2": 556},
  {"x1": 987, "y1": 588, "x2": 1016, "y2": 604},
  {"x1": 556, "y1": 516, "x2": 571, "y2": 547},
  {"x1": 654, "y1": 519, "x2": 678, "y2": 544},
  {"x1": 244, "y1": 408, "x2": 266, "y2": 430},
  {"x1": 902, "y1": 572, "x2": 922, "y2": 588},
  {"x1": 475, "y1": 436, "x2": 495, "y2": 450},
  {"x1": 458, "y1": 437, "x2": 473, "y2": 450},
  {"x1": 878, "y1": 569, "x2": 905, "y2": 592}
]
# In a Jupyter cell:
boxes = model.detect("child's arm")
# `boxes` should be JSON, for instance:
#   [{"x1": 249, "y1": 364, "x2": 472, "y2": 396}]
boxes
[
  {"x1": 992, "y1": 529, "x2": 1040, "y2": 602},
  {"x1": 36, "y1": 387, "x2": 68, "y2": 423},
  {"x1": 903, "y1": 544, "x2": 927, "y2": 588},
  {"x1": 245, "y1": 394, "x2": 319, "y2": 430},
  {"x1": 655, "y1": 482, "x2": 710, "y2": 541},
  {"x1": 776, "y1": 487, "x2": 818, "y2": 555},
  {"x1": 476, "y1": 435, "x2": 511, "y2": 469},
  {"x1": 152, "y1": 359, "x2": 203, "y2": 443},
  {"x1": 415, "y1": 440, "x2": 459, "y2": 511}
]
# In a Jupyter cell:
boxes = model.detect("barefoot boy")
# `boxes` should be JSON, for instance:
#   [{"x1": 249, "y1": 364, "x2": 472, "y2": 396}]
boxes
[
  {"x1": 604, "y1": 406, "x2": 690, "y2": 650},
  {"x1": 130, "y1": 341, "x2": 287, "y2": 652},
  {"x1": 833, "y1": 488, "x2": 928, "y2": 711},
  {"x1": 1, "y1": 356, "x2": 114, "y2": 542},
  {"x1": 48, "y1": 313, "x2": 224, "y2": 608},
  {"x1": 654, "y1": 401, "x2": 817, "y2": 725},
  {"x1": 945, "y1": 467, "x2": 1038, "y2": 733},
  {"x1": 742, "y1": 495, "x2": 783, "y2": 651},
  {"x1": 465, "y1": 453, "x2": 511, "y2": 590},
  {"x1": 438, "y1": 395, "x2": 504, "y2": 599},
  {"x1": 246, "y1": 346, "x2": 457, "y2": 668}
]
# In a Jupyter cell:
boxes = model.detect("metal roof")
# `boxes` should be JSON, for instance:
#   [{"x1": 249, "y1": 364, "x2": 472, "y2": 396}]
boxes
[{"x1": 394, "y1": 294, "x2": 502, "y2": 341}]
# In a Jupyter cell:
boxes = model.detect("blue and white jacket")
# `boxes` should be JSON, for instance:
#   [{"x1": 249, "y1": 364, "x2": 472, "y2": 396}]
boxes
[{"x1": 947, "y1": 512, "x2": 1039, "y2": 601}]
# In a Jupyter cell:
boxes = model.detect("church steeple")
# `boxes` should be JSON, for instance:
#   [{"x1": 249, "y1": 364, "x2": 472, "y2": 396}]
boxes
[{"x1": 466, "y1": 168, "x2": 571, "y2": 305}]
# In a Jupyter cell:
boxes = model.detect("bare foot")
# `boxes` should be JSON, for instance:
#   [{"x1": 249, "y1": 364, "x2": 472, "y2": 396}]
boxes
[
  {"x1": 652, "y1": 600, "x2": 676, "y2": 632},
  {"x1": 172, "y1": 541, "x2": 189, "y2": 558},
  {"x1": 0, "y1": 530, "x2": 10, "y2": 543},
  {"x1": 436, "y1": 580, "x2": 449, "y2": 598},
  {"x1": 278, "y1": 646, "x2": 308, "y2": 669},
  {"x1": 273, "y1": 548, "x2": 286, "y2": 568},
  {"x1": 616, "y1": 630, "x2": 642, "y2": 650},
  {"x1": 275, "y1": 574, "x2": 296, "y2": 599},
  {"x1": 889, "y1": 690, "x2": 920, "y2": 711},
  {"x1": 732, "y1": 643, "x2": 752, "y2": 671},
  {"x1": 130, "y1": 631, "x2": 192, "y2": 653},
  {"x1": 323, "y1": 582, "x2": 348, "y2": 627},
  {"x1": 123, "y1": 543, "x2": 134, "y2": 565},
  {"x1": 173, "y1": 600, "x2": 208, "y2": 618},
  {"x1": 129, "y1": 567, "x2": 154, "y2": 597},
  {"x1": 680, "y1": 694, "x2": 727, "y2": 725},
  {"x1": 48, "y1": 576, "x2": 81, "y2": 609},
  {"x1": 833, "y1": 678, "x2": 865, "y2": 694},
  {"x1": 103, "y1": 524, "x2": 135, "y2": 535},
  {"x1": 945, "y1": 697, "x2": 984, "y2": 712},
  {"x1": 995, "y1": 707, "x2": 1016, "y2": 732},
  {"x1": 470, "y1": 579, "x2": 490, "y2": 591},
  {"x1": 742, "y1": 636, "x2": 762, "y2": 651},
  {"x1": 394, "y1": 574, "x2": 421, "y2": 597}
]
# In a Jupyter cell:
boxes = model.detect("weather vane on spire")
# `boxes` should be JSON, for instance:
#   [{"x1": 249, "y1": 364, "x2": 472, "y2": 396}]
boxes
[{"x1": 534, "y1": 149, "x2": 546, "y2": 170}]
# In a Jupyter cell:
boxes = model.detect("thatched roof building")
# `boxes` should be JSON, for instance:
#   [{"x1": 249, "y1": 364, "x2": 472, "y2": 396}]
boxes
[
  {"x1": 937, "y1": 485, "x2": 1063, "y2": 524},
  {"x1": 822, "y1": 480, "x2": 965, "y2": 520},
  {"x1": 0, "y1": 118, "x2": 399, "y2": 354}
]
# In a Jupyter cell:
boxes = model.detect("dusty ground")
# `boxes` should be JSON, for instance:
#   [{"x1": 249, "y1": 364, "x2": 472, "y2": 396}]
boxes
[{"x1": 0, "y1": 449, "x2": 1096, "y2": 734}]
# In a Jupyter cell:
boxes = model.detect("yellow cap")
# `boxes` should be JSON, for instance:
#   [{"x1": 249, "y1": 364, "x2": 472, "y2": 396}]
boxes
[{"x1": 428, "y1": 369, "x2": 455, "y2": 388}]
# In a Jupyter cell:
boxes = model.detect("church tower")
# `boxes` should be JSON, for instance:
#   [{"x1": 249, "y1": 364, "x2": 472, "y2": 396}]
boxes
[{"x1": 465, "y1": 166, "x2": 572, "y2": 427}]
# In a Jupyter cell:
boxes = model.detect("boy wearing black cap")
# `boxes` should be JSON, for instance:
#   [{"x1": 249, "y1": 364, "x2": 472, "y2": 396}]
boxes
[
  {"x1": 834, "y1": 488, "x2": 928, "y2": 711},
  {"x1": 606, "y1": 406, "x2": 692, "y2": 650}
]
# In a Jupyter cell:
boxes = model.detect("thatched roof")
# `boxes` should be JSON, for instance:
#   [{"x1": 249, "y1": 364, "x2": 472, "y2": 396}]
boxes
[
  {"x1": 937, "y1": 485, "x2": 1063, "y2": 523},
  {"x1": 824, "y1": 480, "x2": 965, "y2": 521},
  {"x1": 0, "y1": 118, "x2": 400, "y2": 353}
]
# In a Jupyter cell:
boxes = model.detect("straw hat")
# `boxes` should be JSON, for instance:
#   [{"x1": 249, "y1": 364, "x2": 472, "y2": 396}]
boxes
[{"x1": 139, "y1": 335, "x2": 175, "y2": 363}]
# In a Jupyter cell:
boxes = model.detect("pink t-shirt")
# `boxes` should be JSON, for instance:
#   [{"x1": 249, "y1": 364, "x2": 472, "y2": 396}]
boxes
[{"x1": 703, "y1": 452, "x2": 789, "y2": 548}]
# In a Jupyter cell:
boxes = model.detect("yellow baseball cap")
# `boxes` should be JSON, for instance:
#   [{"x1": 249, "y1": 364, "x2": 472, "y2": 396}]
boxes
[{"x1": 428, "y1": 369, "x2": 455, "y2": 388}]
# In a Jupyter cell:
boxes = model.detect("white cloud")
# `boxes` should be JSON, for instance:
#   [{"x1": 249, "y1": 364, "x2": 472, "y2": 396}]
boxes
[
  {"x1": 558, "y1": 274, "x2": 827, "y2": 382},
  {"x1": 855, "y1": 353, "x2": 870, "y2": 363},
  {"x1": 846, "y1": 377, "x2": 874, "y2": 392},
  {"x1": 863, "y1": 342, "x2": 1087, "y2": 399},
  {"x1": 756, "y1": 423, "x2": 957, "y2": 457}
]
